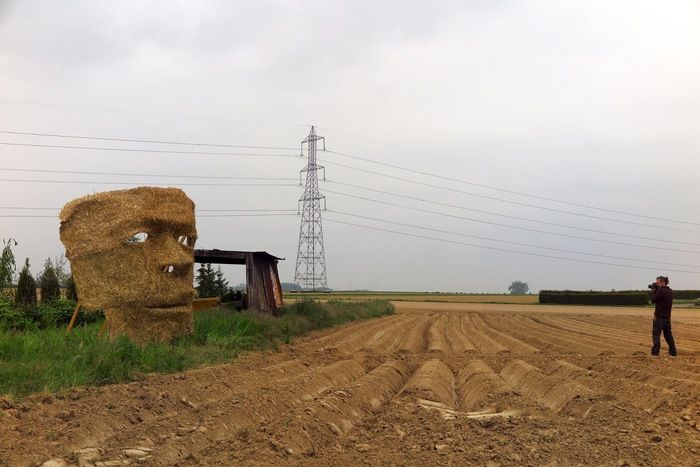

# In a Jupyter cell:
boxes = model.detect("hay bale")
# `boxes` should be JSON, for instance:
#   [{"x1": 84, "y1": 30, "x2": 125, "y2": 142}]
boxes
[{"x1": 59, "y1": 187, "x2": 197, "y2": 343}]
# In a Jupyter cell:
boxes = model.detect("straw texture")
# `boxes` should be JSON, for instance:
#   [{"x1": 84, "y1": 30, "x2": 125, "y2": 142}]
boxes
[{"x1": 59, "y1": 187, "x2": 197, "y2": 343}]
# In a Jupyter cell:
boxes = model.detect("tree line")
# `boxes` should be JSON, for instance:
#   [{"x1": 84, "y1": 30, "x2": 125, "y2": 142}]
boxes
[{"x1": 1, "y1": 238, "x2": 77, "y2": 304}]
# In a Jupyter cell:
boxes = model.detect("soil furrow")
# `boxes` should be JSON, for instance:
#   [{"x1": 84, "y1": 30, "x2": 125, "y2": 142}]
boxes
[{"x1": 461, "y1": 313, "x2": 507, "y2": 353}]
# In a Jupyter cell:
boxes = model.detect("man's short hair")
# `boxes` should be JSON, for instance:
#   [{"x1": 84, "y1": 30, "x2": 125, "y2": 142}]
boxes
[{"x1": 657, "y1": 276, "x2": 669, "y2": 285}]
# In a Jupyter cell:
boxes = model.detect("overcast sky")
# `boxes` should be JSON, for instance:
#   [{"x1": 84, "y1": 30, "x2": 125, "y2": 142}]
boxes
[{"x1": 1, "y1": 0, "x2": 699, "y2": 292}]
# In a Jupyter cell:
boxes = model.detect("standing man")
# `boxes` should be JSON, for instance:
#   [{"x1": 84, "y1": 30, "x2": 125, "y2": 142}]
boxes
[{"x1": 650, "y1": 276, "x2": 677, "y2": 357}]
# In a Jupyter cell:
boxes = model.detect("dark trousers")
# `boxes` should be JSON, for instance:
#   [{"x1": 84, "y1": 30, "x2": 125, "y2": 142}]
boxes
[{"x1": 651, "y1": 317, "x2": 677, "y2": 356}]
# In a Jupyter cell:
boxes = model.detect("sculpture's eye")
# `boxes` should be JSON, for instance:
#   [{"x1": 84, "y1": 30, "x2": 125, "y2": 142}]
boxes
[
  {"x1": 175, "y1": 235, "x2": 193, "y2": 247},
  {"x1": 126, "y1": 232, "x2": 149, "y2": 244}
]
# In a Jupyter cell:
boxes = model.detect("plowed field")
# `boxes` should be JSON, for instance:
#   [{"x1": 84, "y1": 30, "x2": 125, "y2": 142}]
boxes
[{"x1": 2, "y1": 302, "x2": 699, "y2": 466}]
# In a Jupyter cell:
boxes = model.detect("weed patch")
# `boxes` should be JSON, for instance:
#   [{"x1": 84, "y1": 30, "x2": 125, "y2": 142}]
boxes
[{"x1": 0, "y1": 299, "x2": 393, "y2": 398}]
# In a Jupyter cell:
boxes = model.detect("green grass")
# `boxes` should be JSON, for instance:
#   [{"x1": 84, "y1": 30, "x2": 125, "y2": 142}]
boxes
[{"x1": 0, "y1": 299, "x2": 393, "y2": 399}]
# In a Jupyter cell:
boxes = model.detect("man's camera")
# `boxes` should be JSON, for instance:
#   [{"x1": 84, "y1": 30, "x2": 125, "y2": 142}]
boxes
[{"x1": 648, "y1": 283, "x2": 658, "y2": 290}]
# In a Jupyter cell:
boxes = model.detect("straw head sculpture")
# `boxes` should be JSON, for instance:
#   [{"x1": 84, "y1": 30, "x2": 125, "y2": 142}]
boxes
[{"x1": 59, "y1": 187, "x2": 197, "y2": 343}]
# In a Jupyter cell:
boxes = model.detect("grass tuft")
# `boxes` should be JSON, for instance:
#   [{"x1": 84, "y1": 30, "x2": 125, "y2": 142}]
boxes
[{"x1": 0, "y1": 299, "x2": 393, "y2": 398}]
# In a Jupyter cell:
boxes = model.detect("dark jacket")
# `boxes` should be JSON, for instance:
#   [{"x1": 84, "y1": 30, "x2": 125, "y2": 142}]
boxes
[{"x1": 650, "y1": 286, "x2": 673, "y2": 318}]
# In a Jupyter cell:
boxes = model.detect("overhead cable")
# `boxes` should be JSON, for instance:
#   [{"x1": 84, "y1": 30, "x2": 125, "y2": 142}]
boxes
[
  {"x1": 323, "y1": 188, "x2": 700, "y2": 254},
  {"x1": 0, "y1": 167, "x2": 298, "y2": 181},
  {"x1": 324, "y1": 218, "x2": 700, "y2": 275},
  {"x1": 0, "y1": 142, "x2": 300, "y2": 158},
  {"x1": 0, "y1": 178, "x2": 298, "y2": 187},
  {"x1": 0, "y1": 130, "x2": 299, "y2": 151},
  {"x1": 0, "y1": 98, "x2": 309, "y2": 128},
  {"x1": 327, "y1": 209, "x2": 700, "y2": 269},
  {"x1": 323, "y1": 150, "x2": 700, "y2": 228},
  {"x1": 325, "y1": 180, "x2": 700, "y2": 246}
]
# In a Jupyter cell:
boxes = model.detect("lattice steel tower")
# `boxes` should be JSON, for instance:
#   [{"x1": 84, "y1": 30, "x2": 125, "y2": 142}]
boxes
[{"x1": 294, "y1": 126, "x2": 328, "y2": 290}]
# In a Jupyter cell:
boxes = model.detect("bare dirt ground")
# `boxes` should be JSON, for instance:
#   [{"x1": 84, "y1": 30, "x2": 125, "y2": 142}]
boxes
[
  {"x1": 285, "y1": 293, "x2": 540, "y2": 304},
  {"x1": 2, "y1": 302, "x2": 699, "y2": 466}
]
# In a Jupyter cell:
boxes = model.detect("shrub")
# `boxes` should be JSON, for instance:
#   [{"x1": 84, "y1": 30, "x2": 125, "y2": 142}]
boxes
[
  {"x1": 66, "y1": 275, "x2": 78, "y2": 301},
  {"x1": 0, "y1": 239, "x2": 17, "y2": 297},
  {"x1": 0, "y1": 298, "x2": 37, "y2": 331},
  {"x1": 673, "y1": 290, "x2": 700, "y2": 300},
  {"x1": 539, "y1": 290, "x2": 649, "y2": 306},
  {"x1": 0, "y1": 299, "x2": 101, "y2": 331},
  {"x1": 285, "y1": 299, "x2": 334, "y2": 329},
  {"x1": 39, "y1": 258, "x2": 60, "y2": 303},
  {"x1": 15, "y1": 258, "x2": 37, "y2": 305},
  {"x1": 0, "y1": 300, "x2": 393, "y2": 398}
]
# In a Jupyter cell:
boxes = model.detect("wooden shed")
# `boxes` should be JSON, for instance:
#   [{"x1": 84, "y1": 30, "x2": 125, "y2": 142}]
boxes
[{"x1": 194, "y1": 249, "x2": 284, "y2": 312}]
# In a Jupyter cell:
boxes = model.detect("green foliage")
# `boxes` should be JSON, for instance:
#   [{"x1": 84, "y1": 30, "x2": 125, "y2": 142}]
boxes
[
  {"x1": 0, "y1": 327, "x2": 189, "y2": 396},
  {"x1": 39, "y1": 257, "x2": 61, "y2": 303},
  {"x1": 15, "y1": 258, "x2": 36, "y2": 305},
  {"x1": 539, "y1": 290, "x2": 649, "y2": 306},
  {"x1": 0, "y1": 299, "x2": 101, "y2": 331},
  {"x1": 0, "y1": 299, "x2": 393, "y2": 398},
  {"x1": 673, "y1": 290, "x2": 700, "y2": 300},
  {"x1": 508, "y1": 281, "x2": 529, "y2": 295},
  {"x1": 196, "y1": 263, "x2": 229, "y2": 299},
  {"x1": 0, "y1": 238, "x2": 17, "y2": 295},
  {"x1": 51, "y1": 255, "x2": 70, "y2": 286},
  {"x1": 214, "y1": 266, "x2": 228, "y2": 297},
  {"x1": 539, "y1": 289, "x2": 700, "y2": 305},
  {"x1": 66, "y1": 275, "x2": 78, "y2": 301},
  {"x1": 0, "y1": 298, "x2": 37, "y2": 331}
]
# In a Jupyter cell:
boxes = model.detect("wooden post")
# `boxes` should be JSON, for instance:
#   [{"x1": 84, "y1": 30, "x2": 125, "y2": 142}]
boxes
[{"x1": 65, "y1": 302, "x2": 82, "y2": 336}]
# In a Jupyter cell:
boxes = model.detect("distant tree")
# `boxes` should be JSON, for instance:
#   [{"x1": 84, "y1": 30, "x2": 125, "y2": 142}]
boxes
[
  {"x1": 39, "y1": 257, "x2": 61, "y2": 302},
  {"x1": 213, "y1": 266, "x2": 229, "y2": 298},
  {"x1": 15, "y1": 258, "x2": 37, "y2": 305},
  {"x1": 281, "y1": 282, "x2": 302, "y2": 291},
  {"x1": 195, "y1": 263, "x2": 216, "y2": 298},
  {"x1": 66, "y1": 274, "x2": 78, "y2": 301},
  {"x1": 0, "y1": 238, "x2": 17, "y2": 296},
  {"x1": 508, "y1": 281, "x2": 529, "y2": 295},
  {"x1": 52, "y1": 255, "x2": 70, "y2": 286}
]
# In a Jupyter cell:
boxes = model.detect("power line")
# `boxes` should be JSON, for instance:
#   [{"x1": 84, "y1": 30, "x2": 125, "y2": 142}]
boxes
[
  {"x1": 325, "y1": 180, "x2": 700, "y2": 247},
  {"x1": 317, "y1": 126, "x2": 590, "y2": 187},
  {"x1": 323, "y1": 150, "x2": 700, "y2": 228},
  {"x1": 0, "y1": 206, "x2": 58, "y2": 210},
  {"x1": 321, "y1": 159, "x2": 699, "y2": 233},
  {"x1": 0, "y1": 98, "x2": 309, "y2": 128},
  {"x1": 0, "y1": 167, "x2": 298, "y2": 181},
  {"x1": 0, "y1": 142, "x2": 301, "y2": 158},
  {"x1": 0, "y1": 130, "x2": 299, "y2": 151},
  {"x1": 0, "y1": 178, "x2": 299, "y2": 188},
  {"x1": 0, "y1": 207, "x2": 298, "y2": 212},
  {"x1": 0, "y1": 215, "x2": 58, "y2": 218},
  {"x1": 327, "y1": 210, "x2": 700, "y2": 269},
  {"x1": 198, "y1": 209, "x2": 297, "y2": 212},
  {"x1": 323, "y1": 188, "x2": 700, "y2": 254},
  {"x1": 1, "y1": 213, "x2": 298, "y2": 219},
  {"x1": 198, "y1": 213, "x2": 298, "y2": 218},
  {"x1": 324, "y1": 218, "x2": 700, "y2": 275}
]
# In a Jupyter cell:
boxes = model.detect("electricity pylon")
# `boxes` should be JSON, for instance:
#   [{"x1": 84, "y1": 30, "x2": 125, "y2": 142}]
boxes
[{"x1": 294, "y1": 126, "x2": 328, "y2": 291}]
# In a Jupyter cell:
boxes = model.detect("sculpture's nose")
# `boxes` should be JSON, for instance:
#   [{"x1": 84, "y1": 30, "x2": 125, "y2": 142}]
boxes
[{"x1": 157, "y1": 235, "x2": 193, "y2": 277}]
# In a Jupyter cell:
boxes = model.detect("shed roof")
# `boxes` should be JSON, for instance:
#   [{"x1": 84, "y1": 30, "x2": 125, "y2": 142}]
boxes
[{"x1": 194, "y1": 249, "x2": 284, "y2": 265}]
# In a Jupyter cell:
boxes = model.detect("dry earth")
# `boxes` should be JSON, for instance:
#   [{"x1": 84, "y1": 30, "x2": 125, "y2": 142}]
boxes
[
  {"x1": 285, "y1": 293, "x2": 540, "y2": 304},
  {"x1": 1, "y1": 302, "x2": 700, "y2": 466}
]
